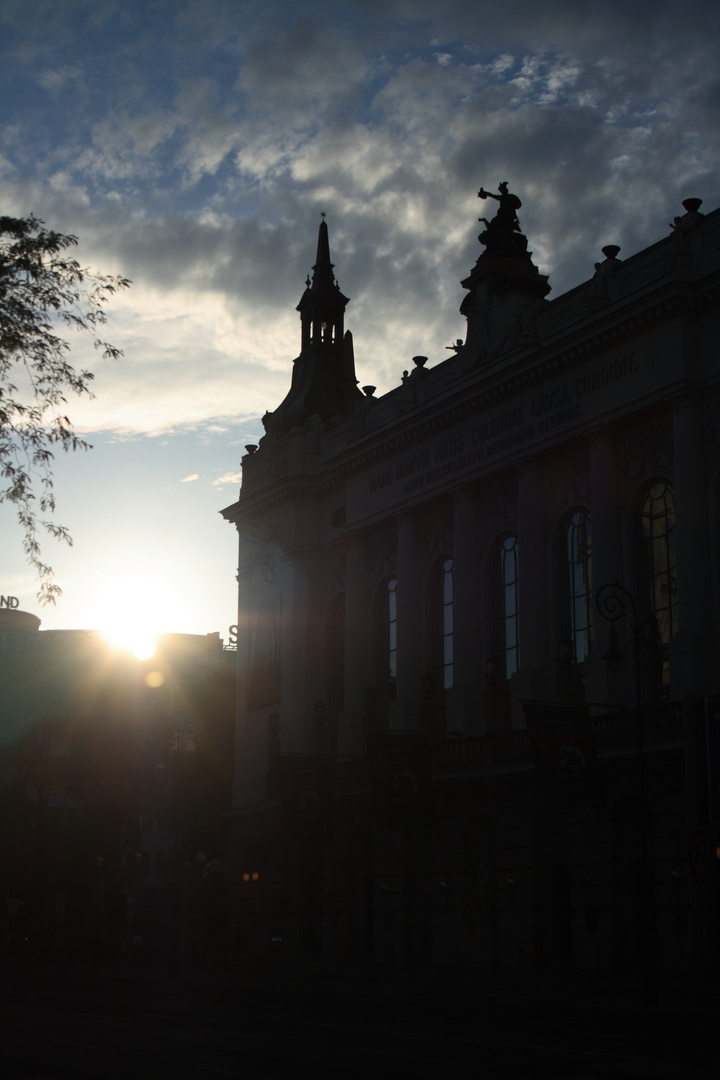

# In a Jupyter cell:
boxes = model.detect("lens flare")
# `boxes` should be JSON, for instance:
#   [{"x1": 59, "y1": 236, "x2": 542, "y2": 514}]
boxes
[{"x1": 86, "y1": 565, "x2": 185, "y2": 660}]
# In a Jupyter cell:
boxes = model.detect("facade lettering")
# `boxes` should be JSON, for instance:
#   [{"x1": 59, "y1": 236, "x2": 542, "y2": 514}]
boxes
[
  {"x1": 471, "y1": 405, "x2": 525, "y2": 446},
  {"x1": 396, "y1": 450, "x2": 430, "y2": 481},
  {"x1": 486, "y1": 426, "x2": 535, "y2": 458},
  {"x1": 537, "y1": 404, "x2": 582, "y2": 433},
  {"x1": 575, "y1": 354, "x2": 635, "y2": 397},
  {"x1": 435, "y1": 435, "x2": 464, "y2": 461},
  {"x1": 369, "y1": 467, "x2": 394, "y2": 494},
  {"x1": 532, "y1": 383, "x2": 570, "y2": 417}
]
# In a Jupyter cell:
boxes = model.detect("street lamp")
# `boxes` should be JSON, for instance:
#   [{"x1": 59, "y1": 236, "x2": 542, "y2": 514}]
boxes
[{"x1": 595, "y1": 581, "x2": 643, "y2": 720}]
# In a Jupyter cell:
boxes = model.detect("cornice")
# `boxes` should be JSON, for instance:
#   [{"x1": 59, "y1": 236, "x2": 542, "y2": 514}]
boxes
[{"x1": 231, "y1": 248, "x2": 720, "y2": 521}]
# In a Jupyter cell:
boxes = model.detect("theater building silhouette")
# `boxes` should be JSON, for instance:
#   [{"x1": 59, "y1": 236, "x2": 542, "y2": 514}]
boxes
[{"x1": 222, "y1": 189, "x2": 720, "y2": 992}]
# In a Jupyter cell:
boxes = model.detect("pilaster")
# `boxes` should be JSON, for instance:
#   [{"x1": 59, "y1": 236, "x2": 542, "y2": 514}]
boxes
[
  {"x1": 670, "y1": 394, "x2": 717, "y2": 695},
  {"x1": 338, "y1": 538, "x2": 368, "y2": 757},
  {"x1": 512, "y1": 459, "x2": 553, "y2": 720},
  {"x1": 584, "y1": 426, "x2": 628, "y2": 707},
  {"x1": 389, "y1": 511, "x2": 422, "y2": 729},
  {"x1": 445, "y1": 486, "x2": 482, "y2": 733}
]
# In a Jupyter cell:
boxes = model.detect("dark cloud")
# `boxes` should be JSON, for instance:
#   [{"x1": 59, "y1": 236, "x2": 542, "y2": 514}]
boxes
[
  {"x1": 3, "y1": 0, "x2": 720, "y2": 638},
  {"x1": 236, "y1": 18, "x2": 369, "y2": 117},
  {"x1": 2, "y1": 0, "x2": 720, "y2": 416}
]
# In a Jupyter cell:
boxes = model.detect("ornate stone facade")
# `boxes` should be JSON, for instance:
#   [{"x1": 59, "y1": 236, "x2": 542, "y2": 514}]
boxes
[{"x1": 222, "y1": 190, "x2": 720, "y2": 995}]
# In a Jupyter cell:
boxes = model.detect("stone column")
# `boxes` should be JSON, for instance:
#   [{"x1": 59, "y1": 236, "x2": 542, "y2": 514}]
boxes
[
  {"x1": 446, "y1": 487, "x2": 481, "y2": 733},
  {"x1": 589, "y1": 427, "x2": 622, "y2": 607},
  {"x1": 233, "y1": 527, "x2": 272, "y2": 808},
  {"x1": 584, "y1": 427, "x2": 626, "y2": 705},
  {"x1": 517, "y1": 460, "x2": 547, "y2": 670},
  {"x1": 513, "y1": 459, "x2": 552, "y2": 718},
  {"x1": 338, "y1": 538, "x2": 368, "y2": 757},
  {"x1": 671, "y1": 395, "x2": 716, "y2": 694},
  {"x1": 390, "y1": 511, "x2": 423, "y2": 729},
  {"x1": 282, "y1": 492, "x2": 319, "y2": 755},
  {"x1": 673, "y1": 396, "x2": 713, "y2": 633}
]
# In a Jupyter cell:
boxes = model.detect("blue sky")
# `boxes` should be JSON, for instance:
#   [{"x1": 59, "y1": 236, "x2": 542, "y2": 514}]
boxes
[{"x1": 2, "y1": 0, "x2": 720, "y2": 641}]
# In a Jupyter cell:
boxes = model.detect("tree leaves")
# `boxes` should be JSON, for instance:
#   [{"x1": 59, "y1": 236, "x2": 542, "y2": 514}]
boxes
[{"x1": 0, "y1": 215, "x2": 130, "y2": 603}]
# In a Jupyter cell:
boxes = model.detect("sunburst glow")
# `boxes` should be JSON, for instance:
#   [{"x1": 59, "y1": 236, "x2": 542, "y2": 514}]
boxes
[
  {"x1": 104, "y1": 626, "x2": 158, "y2": 660},
  {"x1": 86, "y1": 566, "x2": 185, "y2": 660}
]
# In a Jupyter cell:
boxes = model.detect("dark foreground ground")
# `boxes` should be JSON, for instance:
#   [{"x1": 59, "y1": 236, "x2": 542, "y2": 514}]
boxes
[{"x1": 0, "y1": 964, "x2": 717, "y2": 1080}]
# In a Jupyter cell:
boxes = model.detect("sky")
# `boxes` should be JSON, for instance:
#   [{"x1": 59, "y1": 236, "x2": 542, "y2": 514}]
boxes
[{"x1": 1, "y1": 0, "x2": 720, "y2": 645}]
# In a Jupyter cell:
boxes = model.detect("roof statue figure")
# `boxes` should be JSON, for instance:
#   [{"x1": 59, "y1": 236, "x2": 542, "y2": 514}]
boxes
[
  {"x1": 460, "y1": 181, "x2": 550, "y2": 364},
  {"x1": 477, "y1": 181, "x2": 530, "y2": 260}
]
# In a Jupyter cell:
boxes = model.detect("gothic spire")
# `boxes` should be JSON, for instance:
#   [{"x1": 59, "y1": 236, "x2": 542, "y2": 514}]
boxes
[{"x1": 261, "y1": 217, "x2": 362, "y2": 436}]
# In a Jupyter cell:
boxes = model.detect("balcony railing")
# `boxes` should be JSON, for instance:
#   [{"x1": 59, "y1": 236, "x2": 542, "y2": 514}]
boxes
[{"x1": 331, "y1": 701, "x2": 685, "y2": 794}]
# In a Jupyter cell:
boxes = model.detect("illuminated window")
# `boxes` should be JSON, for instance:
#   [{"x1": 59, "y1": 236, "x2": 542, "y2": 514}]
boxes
[
  {"x1": 564, "y1": 510, "x2": 593, "y2": 661},
  {"x1": 638, "y1": 481, "x2": 678, "y2": 697},
  {"x1": 377, "y1": 577, "x2": 397, "y2": 706},
  {"x1": 493, "y1": 536, "x2": 519, "y2": 678},
  {"x1": 433, "y1": 557, "x2": 454, "y2": 690},
  {"x1": 170, "y1": 726, "x2": 196, "y2": 753},
  {"x1": 640, "y1": 482, "x2": 678, "y2": 643}
]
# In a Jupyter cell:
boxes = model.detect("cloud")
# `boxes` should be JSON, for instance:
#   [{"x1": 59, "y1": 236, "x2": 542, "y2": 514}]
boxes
[
  {"x1": 2, "y1": 0, "x2": 719, "y2": 641},
  {"x1": 36, "y1": 63, "x2": 84, "y2": 93},
  {"x1": 235, "y1": 17, "x2": 369, "y2": 120},
  {"x1": 212, "y1": 469, "x2": 242, "y2": 487},
  {"x1": 2, "y1": 0, "x2": 719, "y2": 440}
]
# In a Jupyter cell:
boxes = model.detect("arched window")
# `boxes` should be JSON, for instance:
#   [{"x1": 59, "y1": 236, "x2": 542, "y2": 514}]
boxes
[
  {"x1": 492, "y1": 536, "x2": 519, "y2": 678},
  {"x1": 377, "y1": 577, "x2": 397, "y2": 707},
  {"x1": 563, "y1": 510, "x2": 592, "y2": 661},
  {"x1": 639, "y1": 481, "x2": 678, "y2": 643},
  {"x1": 432, "y1": 557, "x2": 454, "y2": 691}
]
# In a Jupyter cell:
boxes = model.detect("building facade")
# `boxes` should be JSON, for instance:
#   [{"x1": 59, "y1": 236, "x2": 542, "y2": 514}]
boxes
[
  {"x1": 0, "y1": 609, "x2": 235, "y2": 969},
  {"x1": 222, "y1": 190, "x2": 720, "y2": 993}
]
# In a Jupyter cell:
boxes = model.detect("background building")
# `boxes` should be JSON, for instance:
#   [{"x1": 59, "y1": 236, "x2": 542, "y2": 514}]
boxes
[
  {"x1": 222, "y1": 189, "x2": 720, "y2": 996},
  {"x1": 0, "y1": 607, "x2": 235, "y2": 969}
]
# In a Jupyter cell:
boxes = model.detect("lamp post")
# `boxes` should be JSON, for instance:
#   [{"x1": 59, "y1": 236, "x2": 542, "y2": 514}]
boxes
[
  {"x1": 595, "y1": 581, "x2": 641, "y2": 696},
  {"x1": 595, "y1": 581, "x2": 658, "y2": 1006}
]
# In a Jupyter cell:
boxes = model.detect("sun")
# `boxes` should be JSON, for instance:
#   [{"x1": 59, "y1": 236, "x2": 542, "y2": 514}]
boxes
[
  {"x1": 103, "y1": 624, "x2": 158, "y2": 660},
  {"x1": 86, "y1": 565, "x2": 184, "y2": 660}
]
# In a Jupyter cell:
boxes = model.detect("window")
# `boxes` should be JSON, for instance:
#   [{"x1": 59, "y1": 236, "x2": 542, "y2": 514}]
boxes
[
  {"x1": 433, "y1": 557, "x2": 454, "y2": 690},
  {"x1": 640, "y1": 482, "x2": 678, "y2": 643},
  {"x1": 564, "y1": 510, "x2": 592, "y2": 661},
  {"x1": 377, "y1": 577, "x2": 397, "y2": 706},
  {"x1": 493, "y1": 536, "x2": 519, "y2": 678}
]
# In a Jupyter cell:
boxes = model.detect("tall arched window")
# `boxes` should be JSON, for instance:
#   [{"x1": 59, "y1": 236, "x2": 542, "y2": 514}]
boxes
[
  {"x1": 563, "y1": 510, "x2": 593, "y2": 661},
  {"x1": 377, "y1": 577, "x2": 397, "y2": 707},
  {"x1": 492, "y1": 536, "x2": 519, "y2": 678},
  {"x1": 432, "y1": 557, "x2": 454, "y2": 690},
  {"x1": 640, "y1": 481, "x2": 678, "y2": 643}
]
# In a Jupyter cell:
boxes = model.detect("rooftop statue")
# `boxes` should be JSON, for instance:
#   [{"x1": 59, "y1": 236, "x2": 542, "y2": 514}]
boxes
[
  {"x1": 460, "y1": 182, "x2": 550, "y2": 364},
  {"x1": 477, "y1": 182, "x2": 530, "y2": 260}
]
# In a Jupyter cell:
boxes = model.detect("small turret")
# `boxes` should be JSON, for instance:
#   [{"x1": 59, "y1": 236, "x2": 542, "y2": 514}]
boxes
[
  {"x1": 263, "y1": 217, "x2": 362, "y2": 435},
  {"x1": 296, "y1": 216, "x2": 349, "y2": 353}
]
